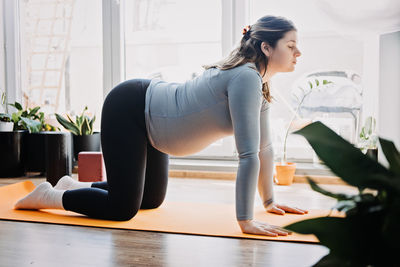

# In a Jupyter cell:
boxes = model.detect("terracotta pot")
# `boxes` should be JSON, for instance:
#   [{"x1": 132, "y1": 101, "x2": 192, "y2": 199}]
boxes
[{"x1": 274, "y1": 162, "x2": 296, "y2": 186}]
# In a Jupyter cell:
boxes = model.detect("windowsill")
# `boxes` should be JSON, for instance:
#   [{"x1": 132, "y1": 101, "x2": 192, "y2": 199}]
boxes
[
  {"x1": 169, "y1": 158, "x2": 336, "y2": 177},
  {"x1": 71, "y1": 157, "x2": 341, "y2": 184}
]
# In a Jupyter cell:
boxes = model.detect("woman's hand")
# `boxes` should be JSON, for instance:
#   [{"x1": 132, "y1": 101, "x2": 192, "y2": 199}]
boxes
[
  {"x1": 237, "y1": 219, "x2": 292, "y2": 237},
  {"x1": 266, "y1": 203, "x2": 308, "y2": 215}
]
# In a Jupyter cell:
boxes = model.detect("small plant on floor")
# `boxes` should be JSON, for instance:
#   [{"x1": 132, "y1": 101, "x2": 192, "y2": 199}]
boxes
[
  {"x1": 55, "y1": 106, "x2": 96, "y2": 135},
  {"x1": 284, "y1": 121, "x2": 400, "y2": 267},
  {"x1": 282, "y1": 78, "x2": 333, "y2": 164}
]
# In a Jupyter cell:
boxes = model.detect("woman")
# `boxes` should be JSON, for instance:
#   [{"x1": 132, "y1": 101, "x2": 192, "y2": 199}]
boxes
[{"x1": 15, "y1": 15, "x2": 307, "y2": 237}]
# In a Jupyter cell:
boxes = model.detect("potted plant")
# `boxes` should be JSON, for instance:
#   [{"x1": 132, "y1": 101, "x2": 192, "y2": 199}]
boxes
[
  {"x1": 285, "y1": 121, "x2": 399, "y2": 267},
  {"x1": 358, "y1": 116, "x2": 378, "y2": 160},
  {"x1": 275, "y1": 78, "x2": 333, "y2": 185},
  {"x1": 55, "y1": 106, "x2": 100, "y2": 164},
  {"x1": 0, "y1": 101, "x2": 41, "y2": 177},
  {"x1": 15, "y1": 103, "x2": 61, "y2": 174},
  {"x1": 0, "y1": 90, "x2": 13, "y2": 131}
]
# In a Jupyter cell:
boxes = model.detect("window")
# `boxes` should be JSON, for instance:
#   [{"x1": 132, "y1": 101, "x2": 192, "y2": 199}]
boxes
[
  {"x1": 6, "y1": 0, "x2": 377, "y2": 165},
  {"x1": 18, "y1": 0, "x2": 103, "y2": 130},
  {"x1": 123, "y1": 0, "x2": 237, "y2": 159},
  {"x1": 250, "y1": 0, "x2": 365, "y2": 162}
]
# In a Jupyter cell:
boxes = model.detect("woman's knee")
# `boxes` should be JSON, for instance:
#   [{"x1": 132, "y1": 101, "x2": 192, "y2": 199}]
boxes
[
  {"x1": 140, "y1": 196, "x2": 166, "y2": 210},
  {"x1": 111, "y1": 206, "x2": 140, "y2": 221}
]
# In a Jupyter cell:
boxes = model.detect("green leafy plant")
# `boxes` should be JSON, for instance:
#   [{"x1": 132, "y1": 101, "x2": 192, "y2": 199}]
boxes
[
  {"x1": 1, "y1": 90, "x2": 6, "y2": 111},
  {"x1": 282, "y1": 78, "x2": 333, "y2": 164},
  {"x1": 0, "y1": 90, "x2": 11, "y2": 122},
  {"x1": 358, "y1": 116, "x2": 377, "y2": 153},
  {"x1": 55, "y1": 106, "x2": 96, "y2": 135},
  {"x1": 5, "y1": 102, "x2": 58, "y2": 133},
  {"x1": 7, "y1": 102, "x2": 41, "y2": 132},
  {"x1": 284, "y1": 121, "x2": 399, "y2": 267}
]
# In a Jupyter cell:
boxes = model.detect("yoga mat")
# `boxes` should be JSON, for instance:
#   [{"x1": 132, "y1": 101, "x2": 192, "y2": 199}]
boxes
[{"x1": 0, "y1": 181, "x2": 339, "y2": 243}]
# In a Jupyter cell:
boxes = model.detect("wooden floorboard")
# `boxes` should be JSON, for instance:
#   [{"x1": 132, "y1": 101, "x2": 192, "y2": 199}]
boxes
[{"x1": 0, "y1": 174, "x2": 358, "y2": 267}]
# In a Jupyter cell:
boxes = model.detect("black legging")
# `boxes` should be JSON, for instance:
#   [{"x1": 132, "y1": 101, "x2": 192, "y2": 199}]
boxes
[{"x1": 62, "y1": 79, "x2": 169, "y2": 221}]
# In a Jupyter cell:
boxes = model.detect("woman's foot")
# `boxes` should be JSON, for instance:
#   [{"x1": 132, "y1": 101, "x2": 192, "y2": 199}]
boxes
[
  {"x1": 54, "y1": 175, "x2": 93, "y2": 190},
  {"x1": 14, "y1": 182, "x2": 65, "y2": 210}
]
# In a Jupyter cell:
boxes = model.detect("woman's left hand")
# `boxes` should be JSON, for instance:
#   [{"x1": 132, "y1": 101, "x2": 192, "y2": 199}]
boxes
[{"x1": 266, "y1": 203, "x2": 308, "y2": 215}]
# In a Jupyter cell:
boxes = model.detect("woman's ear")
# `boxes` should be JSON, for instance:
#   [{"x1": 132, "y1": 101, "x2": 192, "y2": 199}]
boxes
[{"x1": 261, "y1": 42, "x2": 271, "y2": 57}]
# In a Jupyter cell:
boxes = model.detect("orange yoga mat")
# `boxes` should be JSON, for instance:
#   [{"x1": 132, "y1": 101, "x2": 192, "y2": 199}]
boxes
[{"x1": 0, "y1": 181, "x2": 336, "y2": 243}]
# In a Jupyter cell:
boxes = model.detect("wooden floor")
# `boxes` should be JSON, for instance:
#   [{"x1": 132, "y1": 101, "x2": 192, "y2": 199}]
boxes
[{"x1": 0, "y1": 174, "x2": 358, "y2": 267}]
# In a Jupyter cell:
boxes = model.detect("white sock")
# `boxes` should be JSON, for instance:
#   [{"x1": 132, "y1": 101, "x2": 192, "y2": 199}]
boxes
[
  {"x1": 54, "y1": 175, "x2": 93, "y2": 190},
  {"x1": 14, "y1": 182, "x2": 65, "y2": 210}
]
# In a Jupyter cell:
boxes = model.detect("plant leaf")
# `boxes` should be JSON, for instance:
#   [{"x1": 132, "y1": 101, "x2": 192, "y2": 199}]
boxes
[
  {"x1": 306, "y1": 177, "x2": 354, "y2": 201},
  {"x1": 66, "y1": 114, "x2": 75, "y2": 124},
  {"x1": 9, "y1": 102, "x2": 23, "y2": 111},
  {"x1": 322, "y1": 80, "x2": 331, "y2": 85},
  {"x1": 55, "y1": 113, "x2": 80, "y2": 135},
  {"x1": 332, "y1": 200, "x2": 356, "y2": 213},
  {"x1": 381, "y1": 198, "x2": 400, "y2": 252},
  {"x1": 89, "y1": 115, "x2": 96, "y2": 134},
  {"x1": 81, "y1": 116, "x2": 91, "y2": 135},
  {"x1": 285, "y1": 217, "x2": 360, "y2": 259},
  {"x1": 11, "y1": 111, "x2": 22, "y2": 123},
  {"x1": 379, "y1": 137, "x2": 400, "y2": 176},
  {"x1": 76, "y1": 115, "x2": 83, "y2": 132},
  {"x1": 28, "y1": 106, "x2": 40, "y2": 116},
  {"x1": 294, "y1": 121, "x2": 395, "y2": 190},
  {"x1": 81, "y1": 106, "x2": 88, "y2": 117},
  {"x1": 19, "y1": 117, "x2": 41, "y2": 133}
]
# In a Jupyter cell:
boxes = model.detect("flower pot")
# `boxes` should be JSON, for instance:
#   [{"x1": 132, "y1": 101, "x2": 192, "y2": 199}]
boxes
[
  {"x1": 0, "y1": 131, "x2": 26, "y2": 177},
  {"x1": 274, "y1": 162, "x2": 296, "y2": 186},
  {"x1": 23, "y1": 132, "x2": 47, "y2": 173},
  {"x1": 72, "y1": 132, "x2": 101, "y2": 162},
  {"x1": 45, "y1": 132, "x2": 73, "y2": 186},
  {"x1": 0, "y1": 121, "x2": 14, "y2": 132}
]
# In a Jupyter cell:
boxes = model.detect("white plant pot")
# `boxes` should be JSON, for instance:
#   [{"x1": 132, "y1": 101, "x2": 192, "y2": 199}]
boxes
[{"x1": 0, "y1": 121, "x2": 14, "y2": 132}]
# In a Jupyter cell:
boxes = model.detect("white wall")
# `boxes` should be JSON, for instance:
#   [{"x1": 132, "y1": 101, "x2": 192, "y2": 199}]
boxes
[{"x1": 378, "y1": 31, "x2": 400, "y2": 158}]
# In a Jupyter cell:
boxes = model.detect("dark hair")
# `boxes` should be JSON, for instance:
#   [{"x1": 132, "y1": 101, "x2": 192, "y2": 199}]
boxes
[{"x1": 203, "y1": 15, "x2": 297, "y2": 103}]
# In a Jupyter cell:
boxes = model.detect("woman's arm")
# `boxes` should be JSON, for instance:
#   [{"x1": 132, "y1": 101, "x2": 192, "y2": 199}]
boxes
[
  {"x1": 228, "y1": 70, "x2": 306, "y2": 236},
  {"x1": 257, "y1": 101, "x2": 275, "y2": 208},
  {"x1": 257, "y1": 101, "x2": 308, "y2": 216},
  {"x1": 227, "y1": 68, "x2": 263, "y2": 222}
]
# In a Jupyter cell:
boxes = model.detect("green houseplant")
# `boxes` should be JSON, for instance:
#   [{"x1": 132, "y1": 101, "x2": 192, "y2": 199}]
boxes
[
  {"x1": 0, "y1": 95, "x2": 25, "y2": 177},
  {"x1": 1, "y1": 101, "x2": 60, "y2": 174},
  {"x1": 284, "y1": 121, "x2": 399, "y2": 267},
  {"x1": 0, "y1": 90, "x2": 13, "y2": 131},
  {"x1": 358, "y1": 116, "x2": 378, "y2": 160},
  {"x1": 17, "y1": 103, "x2": 61, "y2": 174},
  {"x1": 275, "y1": 78, "x2": 332, "y2": 185},
  {"x1": 0, "y1": 100, "x2": 42, "y2": 177},
  {"x1": 7, "y1": 101, "x2": 58, "y2": 133},
  {"x1": 55, "y1": 106, "x2": 100, "y2": 163}
]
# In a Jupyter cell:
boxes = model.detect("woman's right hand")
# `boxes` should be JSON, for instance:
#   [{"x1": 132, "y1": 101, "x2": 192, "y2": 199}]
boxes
[{"x1": 237, "y1": 219, "x2": 292, "y2": 237}]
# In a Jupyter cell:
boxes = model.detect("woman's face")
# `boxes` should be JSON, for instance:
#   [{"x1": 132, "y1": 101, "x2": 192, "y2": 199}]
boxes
[{"x1": 262, "y1": 30, "x2": 301, "y2": 74}]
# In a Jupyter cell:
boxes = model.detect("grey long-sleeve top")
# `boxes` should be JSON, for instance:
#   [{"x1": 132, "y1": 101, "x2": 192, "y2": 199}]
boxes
[{"x1": 144, "y1": 62, "x2": 274, "y2": 220}]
